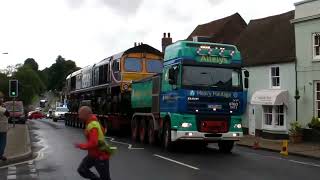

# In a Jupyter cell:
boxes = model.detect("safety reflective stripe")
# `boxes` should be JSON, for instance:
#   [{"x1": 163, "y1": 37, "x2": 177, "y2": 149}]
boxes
[{"x1": 86, "y1": 121, "x2": 105, "y2": 141}]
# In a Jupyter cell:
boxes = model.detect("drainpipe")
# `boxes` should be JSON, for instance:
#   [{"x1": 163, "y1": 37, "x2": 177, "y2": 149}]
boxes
[{"x1": 294, "y1": 57, "x2": 300, "y2": 122}]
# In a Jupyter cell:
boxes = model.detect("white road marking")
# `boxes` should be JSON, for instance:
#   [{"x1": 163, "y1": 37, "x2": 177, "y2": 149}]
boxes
[
  {"x1": 0, "y1": 161, "x2": 32, "y2": 169},
  {"x1": 8, "y1": 171, "x2": 16, "y2": 175},
  {"x1": 106, "y1": 137, "x2": 144, "y2": 150},
  {"x1": 8, "y1": 166, "x2": 16, "y2": 171},
  {"x1": 289, "y1": 160, "x2": 320, "y2": 168},
  {"x1": 153, "y1": 154, "x2": 200, "y2": 170},
  {"x1": 241, "y1": 151, "x2": 320, "y2": 168},
  {"x1": 7, "y1": 175, "x2": 17, "y2": 180}
]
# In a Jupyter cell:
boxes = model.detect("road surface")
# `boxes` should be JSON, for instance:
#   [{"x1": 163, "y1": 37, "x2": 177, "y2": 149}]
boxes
[{"x1": 1, "y1": 119, "x2": 319, "y2": 180}]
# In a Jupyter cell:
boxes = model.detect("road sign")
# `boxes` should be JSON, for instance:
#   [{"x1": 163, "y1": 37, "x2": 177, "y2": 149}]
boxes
[{"x1": 9, "y1": 80, "x2": 18, "y2": 97}]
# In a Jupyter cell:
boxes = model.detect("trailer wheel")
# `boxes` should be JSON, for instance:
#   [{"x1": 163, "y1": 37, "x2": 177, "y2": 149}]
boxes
[
  {"x1": 218, "y1": 141, "x2": 234, "y2": 153},
  {"x1": 148, "y1": 120, "x2": 156, "y2": 145},
  {"x1": 139, "y1": 119, "x2": 147, "y2": 143},
  {"x1": 131, "y1": 118, "x2": 138, "y2": 142},
  {"x1": 163, "y1": 121, "x2": 173, "y2": 151}
]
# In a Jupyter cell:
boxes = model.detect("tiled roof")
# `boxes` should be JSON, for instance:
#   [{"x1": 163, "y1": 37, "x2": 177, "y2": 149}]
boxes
[
  {"x1": 187, "y1": 13, "x2": 247, "y2": 44},
  {"x1": 237, "y1": 11, "x2": 296, "y2": 66}
]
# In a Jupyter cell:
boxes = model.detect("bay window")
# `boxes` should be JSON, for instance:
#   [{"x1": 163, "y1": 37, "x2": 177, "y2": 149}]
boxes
[{"x1": 262, "y1": 105, "x2": 286, "y2": 131}]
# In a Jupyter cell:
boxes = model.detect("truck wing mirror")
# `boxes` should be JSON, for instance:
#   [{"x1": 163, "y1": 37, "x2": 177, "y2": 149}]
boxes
[
  {"x1": 244, "y1": 70, "x2": 249, "y2": 78},
  {"x1": 168, "y1": 68, "x2": 175, "y2": 85},
  {"x1": 244, "y1": 78, "x2": 249, "y2": 89}
]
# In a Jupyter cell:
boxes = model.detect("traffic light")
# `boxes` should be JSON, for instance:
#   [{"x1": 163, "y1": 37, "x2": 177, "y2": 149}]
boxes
[{"x1": 9, "y1": 80, "x2": 18, "y2": 97}]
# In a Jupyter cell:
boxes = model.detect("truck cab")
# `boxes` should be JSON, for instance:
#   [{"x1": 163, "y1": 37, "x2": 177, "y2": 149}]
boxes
[
  {"x1": 131, "y1": 40, "x2": 249, "y2": 152},
  {"x1": 160, "y1": 41, "x2": 249, "y2": 151}
]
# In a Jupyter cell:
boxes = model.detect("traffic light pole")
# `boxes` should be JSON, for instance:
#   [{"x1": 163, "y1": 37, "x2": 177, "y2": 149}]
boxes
[{"x1": 13, "y1": 97, "x2": 15, "y2": 128}]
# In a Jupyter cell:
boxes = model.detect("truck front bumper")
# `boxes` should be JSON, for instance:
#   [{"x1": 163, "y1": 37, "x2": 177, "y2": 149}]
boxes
[{"x1": 171, "y1": 130, "x2": 243, "y2": 142}]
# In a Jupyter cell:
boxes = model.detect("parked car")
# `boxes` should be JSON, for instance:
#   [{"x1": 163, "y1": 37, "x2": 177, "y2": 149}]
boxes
[
  {"x1": 28, "y1": 111, "x2": 46, "y2": 120},
  {"x1": 4, "y1": 101, "x2": 26, "y2": 124},
  {"x1": 53, "y1": 107, "x2": 69, "y2": 122}
]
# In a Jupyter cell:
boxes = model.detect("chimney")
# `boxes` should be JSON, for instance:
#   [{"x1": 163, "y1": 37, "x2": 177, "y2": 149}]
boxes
[
  {"x1": 134, "y1": 42, "x2": 137, "y2": 47},
  {"x1": 162, "y1": 32, "x2": 173, "y2": 52}
]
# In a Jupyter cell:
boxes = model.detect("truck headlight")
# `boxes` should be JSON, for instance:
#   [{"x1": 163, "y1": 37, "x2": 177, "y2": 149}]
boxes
[
  {"x1": 181, "y1": 122, "x2": 192, "y2": 128},
  {"x1": 234, "y1": 124, "x2": 242, "y2": 129}
]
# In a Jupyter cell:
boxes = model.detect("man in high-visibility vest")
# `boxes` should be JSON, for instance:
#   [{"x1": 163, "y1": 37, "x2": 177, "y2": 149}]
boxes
[{"x1": 75, "y1": 106, "x2": 111, "y2": 180}]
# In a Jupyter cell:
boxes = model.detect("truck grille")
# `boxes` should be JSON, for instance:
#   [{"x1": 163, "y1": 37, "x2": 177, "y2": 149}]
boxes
[{"x1": 196, "y1": 115, "x2": 230, "y2": 133}]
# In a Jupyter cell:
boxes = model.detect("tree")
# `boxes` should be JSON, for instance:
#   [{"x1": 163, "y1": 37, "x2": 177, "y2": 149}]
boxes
[
  {"x1": 45, "y1": 55, "x2": 79, "y2": 91},
  {"x1": 14, "y1": 66, "x2": 45, "y2": 105},
  {"x1": 24, "y1": 58, "x2": 39, "y2": 71},
  {"x1": 0, "y1": 73, "x2": 9, "y2": 99}
]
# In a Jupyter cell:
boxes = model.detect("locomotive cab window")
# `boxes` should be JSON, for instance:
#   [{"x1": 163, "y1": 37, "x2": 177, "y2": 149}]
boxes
[
  {"x1": 125, "y1": 58, "x2": 142, "y2": 72},
  {"x1": 146, "y1": 59, "x2": 163, "y2": 73}
]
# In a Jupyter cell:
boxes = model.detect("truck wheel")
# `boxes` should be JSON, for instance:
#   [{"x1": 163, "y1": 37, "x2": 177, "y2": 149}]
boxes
[
  {"x1": 131, "y1": 118, "x2": 138, "y2": 142},
  {"x1": 148, "y1": 120, "x2": 156, "y2": 145},
  {"x1": 163, "y1": 121, "x2": 173, "y2": 151},
  {"x1": 139, "y1": 119, "x2": 147, "y2": 143},
  {"x1": 218, "y1": 141, "x2": 234, "y2": 153},
  {"x1": 53, "y1": 118, "x2": 57, "y2": 122}
]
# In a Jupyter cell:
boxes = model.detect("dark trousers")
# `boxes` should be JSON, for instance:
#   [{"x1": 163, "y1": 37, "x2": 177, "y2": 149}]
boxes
[
  {"x1": 0, "y1": 132, "x2": 7, "y2": 157},
  {"x1": 78, "y1": 155, "x2": 111, "y2": 180}
]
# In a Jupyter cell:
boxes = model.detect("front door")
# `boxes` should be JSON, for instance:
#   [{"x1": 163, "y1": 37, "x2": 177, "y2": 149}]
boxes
[{"x1": 249, "y1": 105, "x2": 256, "y2": 136}]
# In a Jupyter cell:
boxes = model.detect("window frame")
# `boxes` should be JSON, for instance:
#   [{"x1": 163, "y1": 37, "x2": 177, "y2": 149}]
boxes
[
  {"x1": 262, "y1": 105, "x2": 287, "y2": 131},
  {"x1": 313, "y1": 33, "x2": 320, "y2": 60},
  {"x1": 270, "y1": 66, "x2": 280, "y2": 89},
  {"x1": 124, "y1": 58, "x2": 143, "y2": 72},
  {"x1": 314, "y1": 81, "x2": 320, "y2": 118},
  {"x1": 146, "y1": 59, "x2": 163, "y2": 73}
]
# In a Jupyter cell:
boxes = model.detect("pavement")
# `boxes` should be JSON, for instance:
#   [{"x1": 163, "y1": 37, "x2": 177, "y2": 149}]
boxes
[
  {"x1": 0, "y1": 124, "x2": 32, "y2": 167},
  {"x1": 237, "y1": 135, "x2": 320, "y2": 159},
  {"x1": 0, "y1": 119, "x2": 320, "y2": 180}
]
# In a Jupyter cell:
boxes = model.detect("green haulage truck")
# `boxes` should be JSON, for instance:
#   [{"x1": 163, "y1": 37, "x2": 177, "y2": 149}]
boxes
[{"x1": 130, "y1": 40, "x2": 249, "y2": 152}]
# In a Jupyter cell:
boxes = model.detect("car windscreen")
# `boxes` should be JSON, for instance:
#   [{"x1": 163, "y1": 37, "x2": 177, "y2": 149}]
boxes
[
  {"x1": 5, "y1": 104, "x2": 23, "y2": 112},
  {"x1": 56, "y1": 108, "x2": 69, "y2": 112}
]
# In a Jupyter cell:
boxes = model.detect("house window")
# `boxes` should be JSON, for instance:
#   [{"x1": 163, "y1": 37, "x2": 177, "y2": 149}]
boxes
[
  {"x1": 271, "y1": 67, "x2": 280, "y2": 88},
  {"x1": 315, "y1": 81, "x2": 320, "y2": 117},
  {"x1": 275, "y1": 106, "x2": 284, "y2": 126},
  {"x1": 313, "y1": 33, "x2": 320, "y2": 60},
  {"x1": 264, "y1": 106, "x2": 273, "y2": 125},
  {"x1": 262, "y1": 105, "x2": 286, "y2": 130}
]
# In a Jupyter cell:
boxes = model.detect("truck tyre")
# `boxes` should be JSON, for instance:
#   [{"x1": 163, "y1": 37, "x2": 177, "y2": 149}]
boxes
[
  {"x1": 53, "y1": 118, "x2": 57, "y2": 122},
  {"x1": 131, "y1": 118, "x2": 138, "y2": 142},
  {"x1": 139, "y1": 119, "x2": 147, "y2": 143},
  {"x1": 218, "y1": 141, "x2": 234, "y2": 153},
  {"x1": 163, "y1": 121, "x2": 173, "y2": 151},
  {"x1": 148, "y1": 119, "x2": 156, "y2": 145}
]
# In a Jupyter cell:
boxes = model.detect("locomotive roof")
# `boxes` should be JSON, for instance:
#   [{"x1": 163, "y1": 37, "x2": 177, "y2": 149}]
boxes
[{"x1": 67, "y1": 43, "x2": 162, "y2": 78}]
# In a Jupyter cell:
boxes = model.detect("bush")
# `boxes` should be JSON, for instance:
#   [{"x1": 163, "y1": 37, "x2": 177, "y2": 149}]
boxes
[
  {"x1": 289, "y1": 121, "x2": 303, "y2": 136},
  {"x1": 308, "y1": 117, "x2": 320, "y2": 129}
]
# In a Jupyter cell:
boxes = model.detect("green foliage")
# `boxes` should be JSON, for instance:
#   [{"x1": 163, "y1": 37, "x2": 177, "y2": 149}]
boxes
[
  {"x1": 308, "y1": 117, "x2": 320, "y2": 129},
  {"x1": 24, "y1": 58, "x2": 39, "y2": 71},
  {"x1": 45, "y1": 55, "x2": 79, "y2": 91},
  {"x1": 289, "y1": 121, "x2": 303, "y2": 136},
  {"x1": 0, "y1": 73, "x2": 9, "y2": 98},
  {"x1": 13, "y1": 66, "x2": 46, "y2": 105},
  {"x1": 1, "y1": 55, "x2": 78, "y2": 105}
]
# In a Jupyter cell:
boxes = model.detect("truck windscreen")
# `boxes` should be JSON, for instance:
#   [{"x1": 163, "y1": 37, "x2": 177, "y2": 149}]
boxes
[
  {"x1": 182, "y1": 66, "x2": 241, "y2": 90},
  {"x1": 5, "y1": 105, "x2": 23, "y2": 112}
]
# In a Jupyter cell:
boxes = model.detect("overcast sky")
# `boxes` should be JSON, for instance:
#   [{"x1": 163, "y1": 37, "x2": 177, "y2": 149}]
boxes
[{"x1": 0, "y1": 0, "x2": 297, "y2": 70}]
